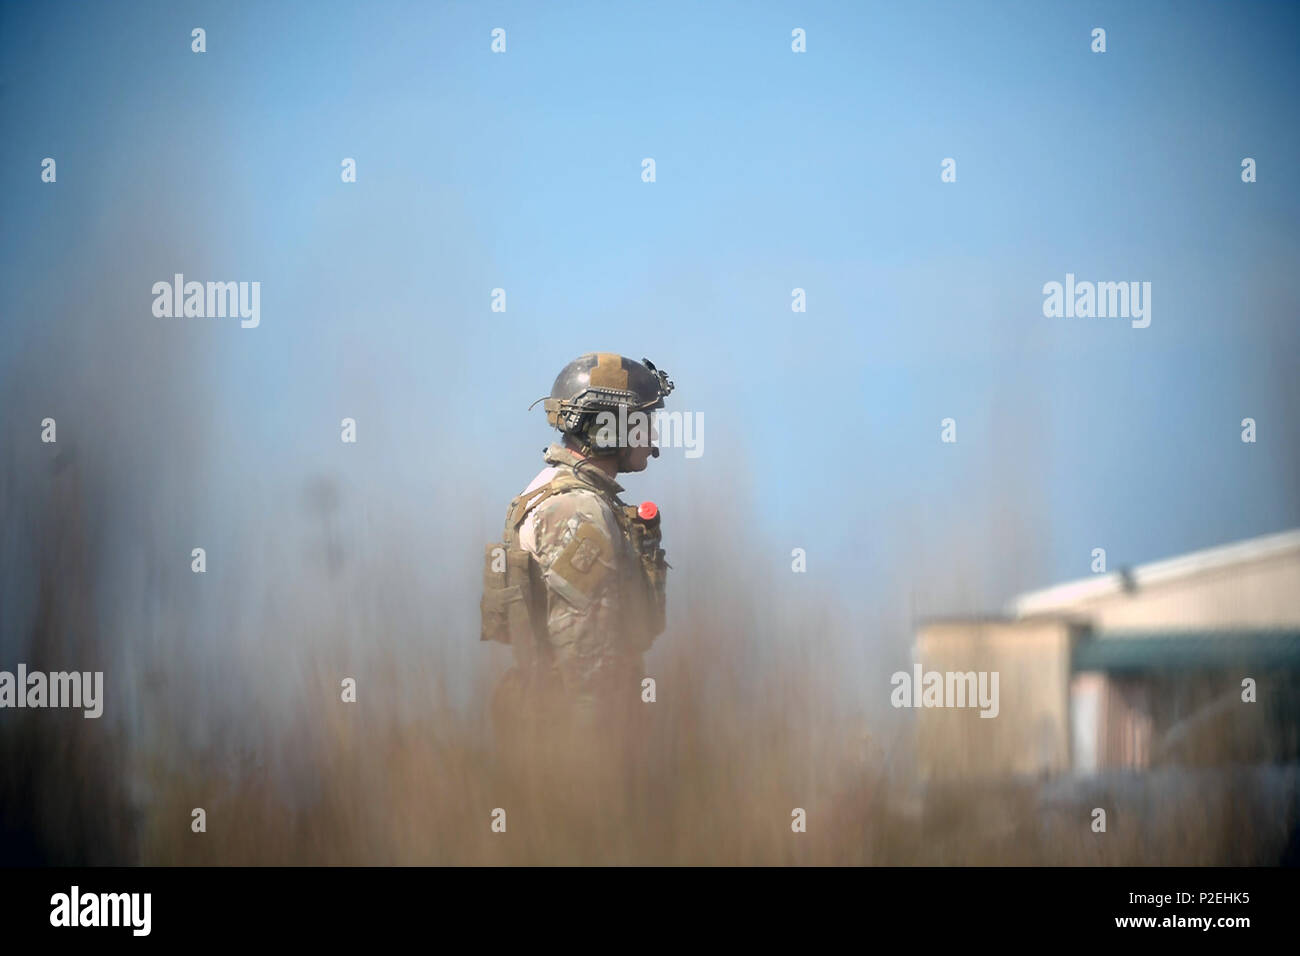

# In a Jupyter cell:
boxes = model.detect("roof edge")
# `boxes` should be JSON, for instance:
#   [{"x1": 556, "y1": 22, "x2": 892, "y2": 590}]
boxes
[{"x1": 1010, "y1": 528, "x2": 1300, "y2": 618}]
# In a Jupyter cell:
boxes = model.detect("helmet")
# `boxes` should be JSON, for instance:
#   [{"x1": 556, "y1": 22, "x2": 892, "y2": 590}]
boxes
[{"x1": 541, "y1": 352, "x2": 674, "y2": 456}]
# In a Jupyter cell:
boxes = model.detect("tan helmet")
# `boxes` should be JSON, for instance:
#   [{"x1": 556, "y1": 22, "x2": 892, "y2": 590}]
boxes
[{"x1": 540, "y1": 353, "x2": 674, "y2": 457}]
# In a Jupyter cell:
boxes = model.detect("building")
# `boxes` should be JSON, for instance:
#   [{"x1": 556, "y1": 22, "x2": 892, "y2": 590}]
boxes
[{"x1": 914, "y1": 529, "x2": 1300, "y2": 781}]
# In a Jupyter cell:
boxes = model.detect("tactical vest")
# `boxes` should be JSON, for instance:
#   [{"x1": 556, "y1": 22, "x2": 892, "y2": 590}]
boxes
[{"x1": 480, "y1": 470, "x2": 668, "y2": 661}]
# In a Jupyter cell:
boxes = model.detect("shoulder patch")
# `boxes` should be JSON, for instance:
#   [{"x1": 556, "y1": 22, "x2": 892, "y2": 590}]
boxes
[{"x1": 545, "y1": 519, "x2": 614, "y2": 609}]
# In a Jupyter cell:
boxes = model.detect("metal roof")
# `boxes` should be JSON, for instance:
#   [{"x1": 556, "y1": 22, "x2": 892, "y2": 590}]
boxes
[
  {"x1": 1071, "y1": 630, "x2": 1300, "y2": 673},
  {"x1": 1010, "y1": 528, "x2": 1300, "y2": 619}
]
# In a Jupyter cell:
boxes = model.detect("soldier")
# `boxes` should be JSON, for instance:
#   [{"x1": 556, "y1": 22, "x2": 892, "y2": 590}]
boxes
[{"x1": 481, "y1": 353, "x2": 673, "y2": 757}]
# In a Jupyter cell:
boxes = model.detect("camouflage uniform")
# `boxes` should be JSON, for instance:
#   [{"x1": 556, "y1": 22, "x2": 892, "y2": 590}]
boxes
[
  {"x1": 482, "y1": 354, "x2": 672, "y2": 757},
  {"x1": 513, "y1": 443, "x2": 660, "y2": 732}
]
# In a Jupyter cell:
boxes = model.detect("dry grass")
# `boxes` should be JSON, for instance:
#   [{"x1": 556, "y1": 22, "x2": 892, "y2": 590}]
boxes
[{"x1": 2, "y1": 403, "x2": 1296, "y2": 867}]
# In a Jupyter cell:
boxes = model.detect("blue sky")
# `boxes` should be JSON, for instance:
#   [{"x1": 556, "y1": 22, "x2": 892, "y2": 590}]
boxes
[{"x1": 3, "y1": 0, "x2": 1297, "y2": 624}]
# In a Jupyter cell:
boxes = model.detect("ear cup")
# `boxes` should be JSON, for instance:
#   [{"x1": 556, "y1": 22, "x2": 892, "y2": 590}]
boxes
[{"x1": 579, "y1": 414, "x2": 619, "y2": 456}]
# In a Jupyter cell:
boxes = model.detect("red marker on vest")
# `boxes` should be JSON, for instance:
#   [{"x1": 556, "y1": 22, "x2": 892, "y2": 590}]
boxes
[{"x1": 637, "y1": 501, "x2": 658, "y2": 521}]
